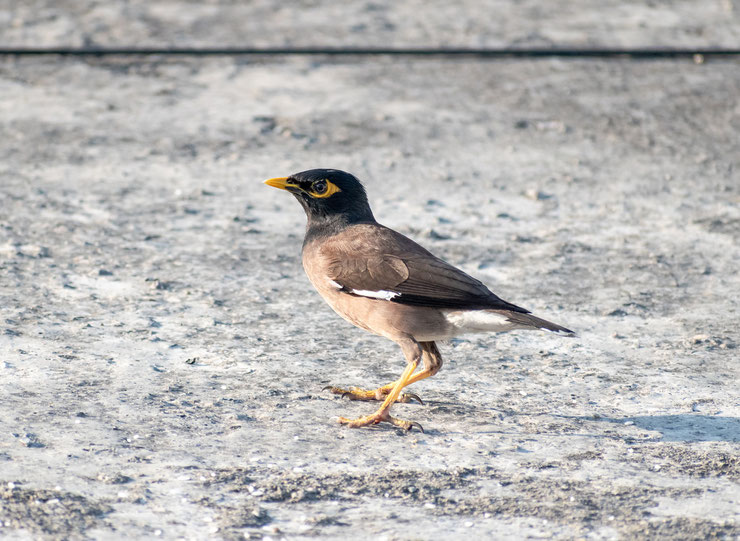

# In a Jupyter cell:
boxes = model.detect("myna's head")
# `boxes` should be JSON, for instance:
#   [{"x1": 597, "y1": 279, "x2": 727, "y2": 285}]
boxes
[{"x1": 265, "y1": 169, "x2": 375, "y2": 226}]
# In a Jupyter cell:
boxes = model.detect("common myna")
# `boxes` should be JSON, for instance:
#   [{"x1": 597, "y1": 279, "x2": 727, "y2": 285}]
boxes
[{"x1": 265, "y1": 169, "x2": 573, "y2": 432}]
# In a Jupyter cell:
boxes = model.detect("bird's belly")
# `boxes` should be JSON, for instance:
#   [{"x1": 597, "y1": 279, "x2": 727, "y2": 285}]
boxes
[{"x1": 311, "y1": 283, "x2": 455, "y2": 342}]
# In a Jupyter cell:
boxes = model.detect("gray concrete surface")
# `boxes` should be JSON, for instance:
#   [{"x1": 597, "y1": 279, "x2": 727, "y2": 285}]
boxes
[
  {"x1": 0, "y1": 51, "x2": 739, "y2": 539},
  {"x1": 2, "y1": 0, "x2": 739, "y2": 49}
]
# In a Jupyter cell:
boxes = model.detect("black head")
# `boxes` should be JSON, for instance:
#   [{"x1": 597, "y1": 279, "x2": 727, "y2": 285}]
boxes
[{"x1": 264, "y1": 169, "x2": 375, "y2": 227}]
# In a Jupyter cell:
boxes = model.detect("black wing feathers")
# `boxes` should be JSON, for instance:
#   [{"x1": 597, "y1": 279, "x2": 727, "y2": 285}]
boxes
[
  {"x1": 391, "y1": 256, "x2": 528, "y2": 312},
  {"x1": 322, "y1": 224, "x2": 529, "y2": 313}
]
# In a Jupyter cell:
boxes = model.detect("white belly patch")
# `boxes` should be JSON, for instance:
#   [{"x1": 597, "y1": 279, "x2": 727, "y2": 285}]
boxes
[{"x1": 442, "y1": 309, "x2": 516, "y2": 335}]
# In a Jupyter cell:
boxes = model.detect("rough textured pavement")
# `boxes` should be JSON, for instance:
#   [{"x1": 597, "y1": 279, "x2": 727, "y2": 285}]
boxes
[
  {"x1": 1, "y1": 3, "x2": 739, "y2": 540},
  {"x1": 3, "y1": 0, "x2": 739, "y2": 48}
]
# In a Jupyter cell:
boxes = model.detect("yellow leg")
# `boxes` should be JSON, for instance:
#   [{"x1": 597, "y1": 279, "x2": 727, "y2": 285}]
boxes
[
  {"x1": 400, "y1": 341, "x2": 442, "y2": 388},
  {"x1": 324, "y1": 341, "x2": 441, "y2": 407},
  {"x1": 337, "y1": 359, "x2": 423, "y2": 432},
  {"x1": 401, "y1": 368, "x2": 434, "y2": 387}
]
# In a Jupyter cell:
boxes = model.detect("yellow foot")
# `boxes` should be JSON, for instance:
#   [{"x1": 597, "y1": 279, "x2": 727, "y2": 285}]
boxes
[
  {"x1": 337, "y1": 409, "x2": 424, "y2": 432},
  {"x1": 323, "y1": 385, "x2": 423, "y2": 405}
]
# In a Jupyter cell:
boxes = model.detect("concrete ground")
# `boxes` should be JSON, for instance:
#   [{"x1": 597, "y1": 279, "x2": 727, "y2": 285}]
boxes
[
  {"x1": 3, "y1": 0, "x2": 739, "y2": 48},
  {"x1": 1, "y1": 3, "x2": 739, "y2": 540}
]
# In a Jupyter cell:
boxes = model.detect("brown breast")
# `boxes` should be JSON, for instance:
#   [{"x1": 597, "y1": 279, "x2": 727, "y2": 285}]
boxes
[{"x1": 301, "y1": 233, "x2": 453, "y2": 342}]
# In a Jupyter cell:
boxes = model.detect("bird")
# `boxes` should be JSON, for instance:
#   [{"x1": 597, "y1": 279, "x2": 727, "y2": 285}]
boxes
[{"x1": 264, "y1": 169, "x2": 573, "y2": 432}]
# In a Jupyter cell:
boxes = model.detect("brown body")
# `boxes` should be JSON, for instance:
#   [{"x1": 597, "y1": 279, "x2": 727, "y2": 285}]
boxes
[{"x1": 303, "y1": 225, "x2": 454, "y2": 343}]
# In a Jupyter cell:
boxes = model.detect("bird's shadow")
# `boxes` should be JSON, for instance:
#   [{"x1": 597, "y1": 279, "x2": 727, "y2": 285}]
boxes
[
  {"x1": 430, "y1": 401, "x2": 740, "y2": 442},
  {"x1": 511, "y1": 410, "x2": 740, "y2": 443},
  {"x1": 587, "y1": 414, "x2": 740, "y2": 443}
]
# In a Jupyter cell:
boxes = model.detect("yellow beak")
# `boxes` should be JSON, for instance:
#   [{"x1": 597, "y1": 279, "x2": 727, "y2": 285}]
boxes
[{"x1": 264, "y1": 177, "x2": 300, "y2": 191}]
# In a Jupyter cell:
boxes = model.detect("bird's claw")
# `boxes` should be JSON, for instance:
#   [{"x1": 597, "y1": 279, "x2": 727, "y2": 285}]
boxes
[
  {"x1": 323, "y1": 385, "x2": 423, "y2": 405},
  {"x1": 338, "y1": 411, "x2": 424, "y2": 433},
  {"x1": 398, "y1": 392, "x2": 424, "y2": 405}
]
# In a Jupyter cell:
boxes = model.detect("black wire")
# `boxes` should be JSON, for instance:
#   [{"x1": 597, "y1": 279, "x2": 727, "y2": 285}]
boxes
[{"x1": 1, "y1": 47, "x2": 738, "y2": 58}]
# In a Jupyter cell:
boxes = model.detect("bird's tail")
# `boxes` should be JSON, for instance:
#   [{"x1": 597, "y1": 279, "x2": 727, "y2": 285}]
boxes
[{"x1": 502, "y1": 311, "x2": 575, "y2": 336}]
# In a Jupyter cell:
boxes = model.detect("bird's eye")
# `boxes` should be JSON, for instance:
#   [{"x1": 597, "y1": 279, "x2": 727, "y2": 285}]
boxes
[
  {"x1": 313, "y1": 180, "x2": 328, "y2": 194},
  {"x1": 307, "y1": 179, "x2": 341, "y2": 198}
]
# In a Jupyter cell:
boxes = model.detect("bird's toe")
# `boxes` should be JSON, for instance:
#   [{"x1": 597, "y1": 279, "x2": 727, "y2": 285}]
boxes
[
  {"x1": 337, "y1": 410, "x2": 423, "y2": 432},
  {"x1": 324, "y1": 384, "x2": 422, "y2": 404},
  {"x1": 396, "y1": 391, "x2": 424, "y2": 405}
]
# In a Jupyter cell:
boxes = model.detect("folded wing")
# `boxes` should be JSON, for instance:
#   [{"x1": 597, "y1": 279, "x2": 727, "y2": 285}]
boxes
[{"x1": 321, "y1": 224, "x2": 529, "y2": 313}]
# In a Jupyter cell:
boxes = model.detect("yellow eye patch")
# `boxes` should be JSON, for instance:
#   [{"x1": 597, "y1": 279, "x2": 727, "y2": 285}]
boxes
[{"x1": 309, "y1": 180, "x2": 341, "y2": 198}]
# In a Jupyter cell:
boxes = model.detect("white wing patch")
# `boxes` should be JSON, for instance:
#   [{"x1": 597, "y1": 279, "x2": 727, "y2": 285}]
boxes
[
  {"x1": 349, "y1": 289, "x2": 400, "y2": 301},
  {"x1": 327, "y1": 279, "x2": 399, "y2": 301}
]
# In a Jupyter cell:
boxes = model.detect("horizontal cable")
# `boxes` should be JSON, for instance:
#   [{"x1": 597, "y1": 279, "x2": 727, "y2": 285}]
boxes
[{"x1": 0, "y1": 47, "x2": 738, "y2": 58}]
